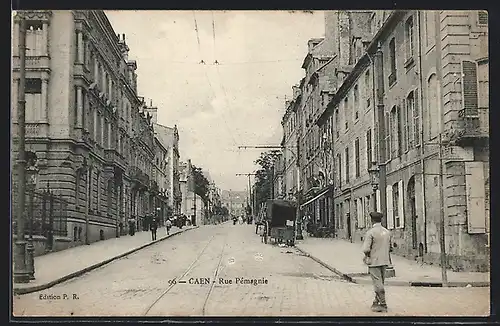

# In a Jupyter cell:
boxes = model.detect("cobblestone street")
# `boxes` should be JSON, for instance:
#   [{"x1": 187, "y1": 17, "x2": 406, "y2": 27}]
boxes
[{"x1": 13, "y1": 224, "x2": 489, "y2": 317}]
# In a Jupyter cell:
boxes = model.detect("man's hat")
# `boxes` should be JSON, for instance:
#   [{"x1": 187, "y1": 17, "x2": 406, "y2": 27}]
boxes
[{"x1": 369, "y1": 211, "x2": 383, "y2": 219}]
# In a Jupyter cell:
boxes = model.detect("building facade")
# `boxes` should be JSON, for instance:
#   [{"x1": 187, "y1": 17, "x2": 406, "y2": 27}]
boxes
[
  {"x1": 152, "y1": 128, "x2": 169, "y2": 225},
  {"x1": 315, "y1": 10, "x2": 489, "y2": 271},
  {"x1": 281, "y1": 97, "x2": 300, "y2": 201},
  {"x1": 151, "y1": 123, "x2": 181, "y2": 215},
  {"x1": 294, "y1": 15, "x2": 339, "y2": 230},
  {"x1": 12, "y1": 10, "x2": 158, "y2": 251}
]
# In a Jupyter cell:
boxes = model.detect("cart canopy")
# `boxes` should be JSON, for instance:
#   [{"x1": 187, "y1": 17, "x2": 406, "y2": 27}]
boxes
[{"x1": 265, "y1": 199, "x2": 296, "y2": 227}]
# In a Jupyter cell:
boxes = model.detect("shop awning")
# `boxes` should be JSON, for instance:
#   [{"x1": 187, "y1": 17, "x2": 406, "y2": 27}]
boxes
[{"x1": 300, "y1": 187, "x2": 331, "y2": 208}]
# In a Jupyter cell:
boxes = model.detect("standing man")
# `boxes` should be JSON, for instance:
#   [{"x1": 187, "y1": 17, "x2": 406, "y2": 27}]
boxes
[
  {"x1": 150, "y1": 216, "x2": 158, "y2": 241},
  {"x1": 362, "y1": 211, "x2": 392, "y2": 313}
]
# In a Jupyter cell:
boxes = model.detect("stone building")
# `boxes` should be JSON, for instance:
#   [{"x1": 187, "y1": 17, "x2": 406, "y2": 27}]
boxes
[
  {"x1": 315, "y1": 10, "x2": 489, "y2": 271},
  {"x1": 152, "y1": 123, "x2": 181, "y2": 215},
  {"x1": 143, "y1": 104, "x2": 182, "y2": 216},
  {"x1": 152, "y1": 120, "x2": 169, "y2": 225},
  {"x1": 281, "y1": 95, "x2": 300, "y2": 201},
  {"x1": 11, "y1": 10, "x2": 156, "y2": 250},
  {"x1": 272, "y1": 152, "x2": 285, "y2": 200},
  {"x1": 294, "y1": 13, "x2": 338, "y2": 230}
]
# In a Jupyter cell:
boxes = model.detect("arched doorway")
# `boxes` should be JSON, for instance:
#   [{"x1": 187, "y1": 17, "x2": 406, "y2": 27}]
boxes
[{"x1": 407, "y1": 176, "x2": 417, "y2": 250}]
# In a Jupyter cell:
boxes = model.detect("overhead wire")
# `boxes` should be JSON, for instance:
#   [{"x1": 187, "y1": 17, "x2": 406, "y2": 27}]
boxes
[
  {"x1": 192, "y1": 11, "x2": 238, "y2": 147},
  {"x1": 211, "y1": 10, "x2": 243, "y2": 145}
]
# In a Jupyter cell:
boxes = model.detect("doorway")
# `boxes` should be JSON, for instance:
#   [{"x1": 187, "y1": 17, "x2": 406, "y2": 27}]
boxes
[{"x1": 408, "y1": 176, "x2": 417, "y2": 250}]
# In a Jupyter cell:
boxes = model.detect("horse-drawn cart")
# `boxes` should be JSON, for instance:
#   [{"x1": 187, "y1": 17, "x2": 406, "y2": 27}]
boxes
[{"x1": 265, "y1": 199, "x2": 296, "y2": 246}]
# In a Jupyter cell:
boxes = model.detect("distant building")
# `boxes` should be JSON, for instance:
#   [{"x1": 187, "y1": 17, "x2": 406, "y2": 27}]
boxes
[{"x1": 220, "y1": 190, "x2": 247, "y2": 217}]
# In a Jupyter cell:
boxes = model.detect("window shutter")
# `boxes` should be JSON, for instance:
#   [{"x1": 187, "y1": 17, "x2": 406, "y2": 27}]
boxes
[
  {"x1": 376, "y1": 189, "x2": 381, "y2": 213},
  {"x1": 465, "y1": 162, "x2": 486, "y2": 234},
  {"x1": 402, "y1": 98, "x2": 407, "y2": 152},
  {"x1": 398, "y1": 180, "x2": 404, "y2": 229},
  {"x1": 358, "y1": 199, "x2": 365, "y2": 228},
  {"x1": 414, "y1": 89, "x2": 420, "y2": 146},
  {"x1": 461, "y1": 60, "x2": 479, "y2": 117},
  {"x1": 386, "y1": 185, "x2": 394, "y2": 229}
]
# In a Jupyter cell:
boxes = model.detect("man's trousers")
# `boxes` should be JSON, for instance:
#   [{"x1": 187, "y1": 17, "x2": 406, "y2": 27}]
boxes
[{"x1": 368, "y1": 265, "x2": 387, "y2": 306}]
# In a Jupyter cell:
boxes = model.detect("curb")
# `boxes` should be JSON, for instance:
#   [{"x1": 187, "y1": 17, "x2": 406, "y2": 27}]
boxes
[
  {"x1": 295, "y1": 245, "x2": 490, "y2": 288},
  {"x1": 13, "y1": 226, "x2": 199, "y2": 295},
  {"x1": 294, "y1": 246, "x2": 354, "y2": 283}
]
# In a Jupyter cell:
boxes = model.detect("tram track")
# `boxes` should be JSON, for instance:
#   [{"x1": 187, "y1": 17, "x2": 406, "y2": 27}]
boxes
[{"x1": 142, "y1": 232, "x2": 229, "y2": 316}]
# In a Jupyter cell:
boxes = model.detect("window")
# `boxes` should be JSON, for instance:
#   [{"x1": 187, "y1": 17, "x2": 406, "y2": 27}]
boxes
[
  {"x1": 384, "y1": 112, "x2": 390, "y2": 160},
  {"x1": 425, "y1": 11, "x2": 436, "y2": 48},
  {"x1": 394, "y1": 181, "x2": 404, "y2": 228},
  {"x1": 26, "y1": 21, "x2": 44, "y2": 56},
  {"x1": 365, "y1": 195, "x2": 371, "y2": 226},
  {"x1": 345, "y1": 147, "x2": 350, "y2": 184},
  {"x1": 405, "y1": 16, "x2": 415, "y2": 61},
  {"x1": 392, "y1": 183, "x2": 399, "y2": 228},
  {"x1": 365, "y1": 70, "x2": 371, "y2": 108},
  {"x1": 390, "y1": 106, "x2": 399, "y2": 158},
  {"x1": 95, "y1": 171, "x2": 100, "y2": 212},
  {"x1": 406, "y1": 92, "x2": 414, "y2": 149},
  {"x1": 353, "y1": 85, "x2": 359, "y2": 120},
  {"x1": 107, "y1": 180, "x2": 113, "y2": 215},
  {"x1": 461, "y1": 60, "x2": 479, "y2": 117},
  {"x1": 478, "y1": 11, "x2": 488, "y2": 25},
  {"x1": 26, "y1": 78, "x2": 42, "y2": 94},
  {"x1": 335, "y1": 109, "x2": 339, "y2": 138},
  {"x1": 389, "y1": 38, "x2": 397, "y2": 85},
  {"x1": 355, "y1": 138, "x2": 360, "y2": 178},
  {"x1": 344, "y1": 97, "x2": 349, "y2": 130},
  {"x1": 397, "y1": 106, "x2": 403, "y2": 156},
  {"x1": 74, "y1": 87, "x2": 78, "y2": 126},
  {"x1": 366, "y1": 129, "x2": 372, "y2": 169},
  {"x1": 75, "y1": 173, "x2": 81, "y2": 210},
  {"x1": 357, "y1": 198, "x2": 365, "y2": 228},
  {"x1": 337, "y1": 153, "x2": 342, "y2": 187},
  {"x1": 427, "y1": 74, "x2": 439, "y2": 139},
  {"x1": 25, "y1": 78, "x2": 42, "y2": 121}
]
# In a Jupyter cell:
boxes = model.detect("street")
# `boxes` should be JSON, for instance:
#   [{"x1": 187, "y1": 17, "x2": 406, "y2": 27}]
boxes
[{"x1": 13, "y1": 223, "x2": 489, "y2": 317}]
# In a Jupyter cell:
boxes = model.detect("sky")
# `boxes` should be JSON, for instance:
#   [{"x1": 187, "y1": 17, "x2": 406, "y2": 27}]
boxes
[{"x1": 105, "y1": 10, "x2": 325, "y2": 192}]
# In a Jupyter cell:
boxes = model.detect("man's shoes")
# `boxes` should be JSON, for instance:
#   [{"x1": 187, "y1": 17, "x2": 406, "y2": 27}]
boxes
[{"x1": 371, "y1": 304, "x2": 388, "y2": 313}]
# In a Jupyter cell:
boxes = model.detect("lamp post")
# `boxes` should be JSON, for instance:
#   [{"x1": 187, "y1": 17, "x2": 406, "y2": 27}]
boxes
[
  {"x1": 368, "y1": 161, "x2": 380, "y2": 212},
  {"x1": 26, "y1": 163, "x2": 38, "y2": 280},
  {"x1": 295, "y1": 190, "x2": 304, "y2": 240},
  {"x1": 368, "y1": 160, "x2": 396, "y2": 277},
  {"x1": 13, "y1": 16, "x2": 30, "y2": 283}
]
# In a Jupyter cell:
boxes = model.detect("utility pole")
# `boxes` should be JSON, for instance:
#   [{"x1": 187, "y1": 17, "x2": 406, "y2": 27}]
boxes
[
  {"x1": 236, "y1": 173, "x2": 257, "y2": 224},
  {"x1": 374, "y1": 43, "x2": 395, "y2": 278},
  {"x1": 13, "y1": 17, "x2": 29, "y2": 283},
  {"x1": 434, "y1": 11, "x2": 448, "y2": 287}
]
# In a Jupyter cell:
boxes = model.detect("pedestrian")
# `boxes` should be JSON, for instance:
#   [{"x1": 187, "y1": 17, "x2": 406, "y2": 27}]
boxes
[
  {"x1": 128, "y1": 218, "x2": 136, "y2": 236},
  {"x1": 150, "y1": 217, "x2": 158, "y2": 241},
  {"x1": 165, "y1": 218, "x2": 172, "y2": 235},
  {"x1": 362, "y1": 211, "x2": 392, "y2": 313}
]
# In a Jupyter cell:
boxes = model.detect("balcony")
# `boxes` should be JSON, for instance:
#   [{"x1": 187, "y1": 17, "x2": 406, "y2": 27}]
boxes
[
  {"x1": 150, "y1": 180, "x2": 159, "y2": 194},
  {"x1": 104, "y1": 149, "x2": 127, "y2": 172},
  {"x1": 128, "y1": 166, "x2": 150, "y2": 190},
  {"x1": 73, "y1": 63, "x2": 93, "y2": 83},
  {"x1": 13, "y1": 55, "x2": 50, "y2": 73},
  {"x1": 454, "y1": 108, "x2": 489, "y2": 146}
]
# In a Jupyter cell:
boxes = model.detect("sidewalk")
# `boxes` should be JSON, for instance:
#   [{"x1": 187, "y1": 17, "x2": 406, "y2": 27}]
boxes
[
  {"x1": 13, "y1": 225, "x2": 198, "y2": 295},
  {"x1": 295, "y1": 237, "x2": 490, "y2": 287}
]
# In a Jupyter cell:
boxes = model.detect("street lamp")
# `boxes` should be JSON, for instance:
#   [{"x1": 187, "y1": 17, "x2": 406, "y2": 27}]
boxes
[
  {"x1": 367, "y1": 160, "x2": 396, "y2": 277},
  {"x1": 26, "y1": 162, "x2": 39, "y2": 280},
  {"x1": 368, "y1": 161, "x2": 380, "y2": 212},
  {"x1": 156, "y1": 206, "x2": 161, "y2": 226}
]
